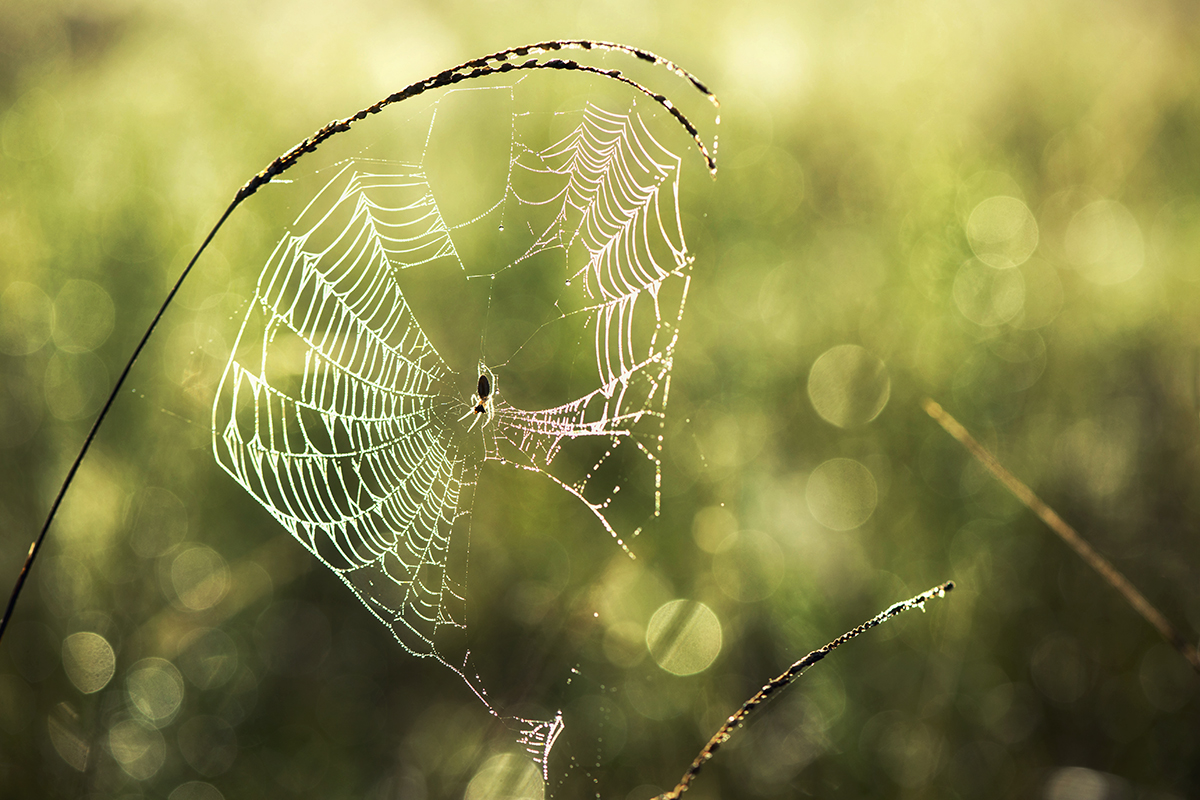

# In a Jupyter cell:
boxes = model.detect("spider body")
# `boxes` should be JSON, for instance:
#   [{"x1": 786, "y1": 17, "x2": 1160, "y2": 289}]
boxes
[{"x1": 459, "y1": 364, "x2": 495, "y2": 430}]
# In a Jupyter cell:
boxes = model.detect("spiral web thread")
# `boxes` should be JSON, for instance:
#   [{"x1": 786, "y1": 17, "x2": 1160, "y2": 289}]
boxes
[{"x1": 212, "y1": 87, "x2": 693, "y2": 774}]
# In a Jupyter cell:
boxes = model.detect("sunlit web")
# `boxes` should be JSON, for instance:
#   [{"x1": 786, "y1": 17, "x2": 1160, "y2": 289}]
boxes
[{"x1": 212, "y1": 76, "x2": 703, "y2": 775}]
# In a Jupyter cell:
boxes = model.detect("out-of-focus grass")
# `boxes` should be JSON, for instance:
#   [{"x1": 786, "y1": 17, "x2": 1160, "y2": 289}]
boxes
[{"x1": 2, "y1": 1, "x2": 1199, "y2": 799}]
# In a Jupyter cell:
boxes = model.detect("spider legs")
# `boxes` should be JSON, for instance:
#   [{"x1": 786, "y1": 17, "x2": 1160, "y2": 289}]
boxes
[{"x1": 458, "y1": 399, "x2": 487, "y2": 431}]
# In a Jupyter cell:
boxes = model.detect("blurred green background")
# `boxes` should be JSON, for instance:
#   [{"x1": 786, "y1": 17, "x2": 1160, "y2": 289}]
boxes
[{"x1": 3, "y1": 0, "x2": 1200, "y2": 798}]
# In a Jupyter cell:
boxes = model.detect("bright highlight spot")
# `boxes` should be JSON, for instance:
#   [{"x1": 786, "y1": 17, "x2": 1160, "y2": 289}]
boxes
[
  {"x1": 126, "y1": 658, "x2": 185, "y2": 727},
  {"x1": 48, "y1": 703, "x2": 88, "y2": 771},
  {"x1": 465, "y1": 752, "x2": 543, "y2": 800},
  {"x1": 1044, "y1": 766, "x2": 1114, "y2": 800},
  {"x1": 806, "y1": 458, "x2": 878, "y2": 530},
  {"x1": 807, "y1": 344, "x2": 890, "y2": 428},
  {"x1": 967, "y1": 196, "x2": 1039, "y2": 267},
  {"x1": 646, "y1": 599, "x2": 722, "y2": 676},
  {"x1": 171, "y1": 546, "x2": 230, "y2": 611},
  {"x1": 62, "y1": 632, "x2": 115, "y2": 694}
]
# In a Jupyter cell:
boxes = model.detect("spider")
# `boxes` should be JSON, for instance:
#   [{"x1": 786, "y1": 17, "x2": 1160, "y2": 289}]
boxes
[{"x1": 458, "y1": 363, "x2": 495, "y2": 431}]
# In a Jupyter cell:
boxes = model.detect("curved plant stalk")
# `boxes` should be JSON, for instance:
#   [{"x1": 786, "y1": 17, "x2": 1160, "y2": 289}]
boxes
[
  {"x1": 922, "y1": 398, "x2": 1200, "y2": 675},
  {"x1": 0, "y1": 41, "x2": 720, "y2": 643},
  {"x1": 655, "y1": 581, "x2": 956, "y2": 800}
]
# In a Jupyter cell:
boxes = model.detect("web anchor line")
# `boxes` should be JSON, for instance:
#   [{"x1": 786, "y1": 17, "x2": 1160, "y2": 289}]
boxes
[
  {"x1": 214, "y1": 86, "x2": 702, "y2": 751},
  {"x1": 235, "y1": 39, "x2": 720, "y2": 211},
  {"x1": 2, "y1": 41, "x2": 717, "y2": 784},
  {"x1": 516, "y1": 711, "x2": 567, "y2": 782}
]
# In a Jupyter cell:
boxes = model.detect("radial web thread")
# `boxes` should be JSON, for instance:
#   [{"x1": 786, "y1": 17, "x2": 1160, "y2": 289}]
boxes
[{"x1": 212, "y1": 89, "x2": 695, "y2": 774}]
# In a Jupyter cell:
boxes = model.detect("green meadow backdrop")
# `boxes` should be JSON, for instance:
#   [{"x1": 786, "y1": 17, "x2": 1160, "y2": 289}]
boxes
[{"x1": 1, "y1": 1, "x2": 1198, "y2": 798}]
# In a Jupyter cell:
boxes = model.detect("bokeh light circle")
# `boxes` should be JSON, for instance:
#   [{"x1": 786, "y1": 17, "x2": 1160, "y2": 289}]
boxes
[
  {"x1": 62, "y1": 632, "x2": 115, "y2": 694},
  {"x1": 0, "y1": 282, "x2": 52, "y2": 355},
  {"x1": 43, "y1": 351, "x2": 109, "y2": 421},
  {"x1": 169, "y1": 782, "x2": 225, "y2": 800},
  {"x1": 1065, "y1": 199, "x2": 1144, "y2": 284},
  {"x1": 177, "y1": 627, "x2": 239, "y2": 689},
  {"x1": 1044, "y1": 767, "x2": 1111, "y2": 800},
  {"x1": 465, "y1": 752, "x2": 543, "y2": 800},
  {"x1": 108, "y1": 719, "x2": 166, "y2": 780},
  {"x1": 126, "y1": 658, "x2": 185, "y2": 727},
  {"x1": 807, "y1": 344, "x2": 891, "y2": 427},
  {"x1": 52, "y1": 280, "x2": 115, "y2": 353},
  {"x1": 952, "y1": 259, "x2": 1025, "y2": 326},
  {"x1": 171, "y1": 546, "x2": 230, "y2": 611},
  {"x1": 966, "y1": 196, "x2": 1039, "y2": 267},
  {"x1": 806, "y1": 458, "x2": 878, "y2": 530},
  {"x1": 47, "y1": 704, "x2": 88, "y2": 771},
  {"x1": 645, "y1": 599, "x2": 722, "y2": 676}
]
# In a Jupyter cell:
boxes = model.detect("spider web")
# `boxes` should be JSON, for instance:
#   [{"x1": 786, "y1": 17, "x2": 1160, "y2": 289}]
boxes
[{"x1": 211, "y1": 80, "x2": 696, "y2": 774}]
